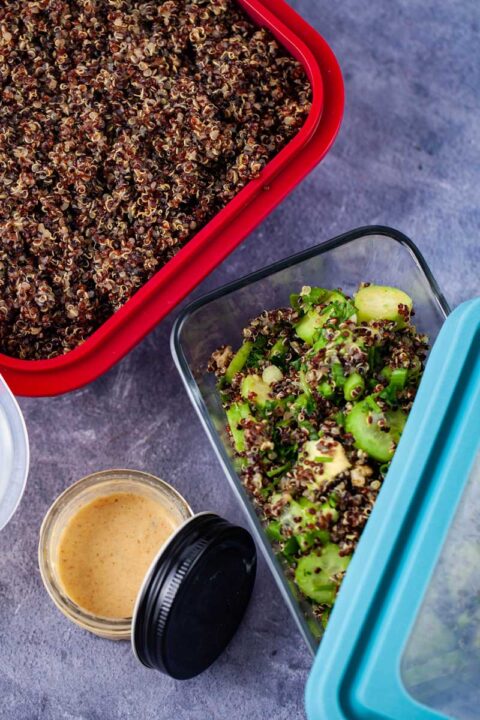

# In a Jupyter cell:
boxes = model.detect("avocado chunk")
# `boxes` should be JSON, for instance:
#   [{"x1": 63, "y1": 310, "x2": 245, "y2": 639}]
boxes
[
  {"x1": 241, "y1": 374, "x2": 271, "y2": 407},
  {"x1": 345, "y1": 397, "x2": 406, "y2": 462},
  {"x1": 299, "y1": 439, "x2": 351, "y2": 484},
  {"x1": 294, "y1": 544, "x2": 350, "y2": 604},
  {"x1": 280, "y1": 497, "x2": 337, "y2": 533},
  {"x1": 279, "y1": 498, "x2": 336, "y2": 551},
  {"x1": 354, "y1": 284, "x2": 413, "y2": 326},
  {"x1": 295, "y1": 309, "x2": 328, "y2": 345},
  {"x1": 226, "y1": 402, "x2": 252, "y2": 452},
  {"x1": 294, "y1": 289, "x2": 348, "y2": 344}
]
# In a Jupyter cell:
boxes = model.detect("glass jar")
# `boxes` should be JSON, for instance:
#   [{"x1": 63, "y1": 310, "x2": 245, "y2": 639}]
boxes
[{"x1": 38, "y1": 469, "x2": 193, "y2": 640}]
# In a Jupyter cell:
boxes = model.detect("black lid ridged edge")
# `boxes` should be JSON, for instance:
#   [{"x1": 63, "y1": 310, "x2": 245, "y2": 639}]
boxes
[
  {"x1": 133, "y1": 513, "x2": 255, "y2": 676},
  {"x1": 134, "y1": 513, "x2": 218, "y2": 670},
  {"x1": 152, "y1": 533, "x2": 210, "y2": 664}
]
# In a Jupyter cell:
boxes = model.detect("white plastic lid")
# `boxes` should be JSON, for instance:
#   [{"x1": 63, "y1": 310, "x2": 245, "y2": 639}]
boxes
[{"x1": 0, "y1": 375, "x2": 29, "y2": 529}]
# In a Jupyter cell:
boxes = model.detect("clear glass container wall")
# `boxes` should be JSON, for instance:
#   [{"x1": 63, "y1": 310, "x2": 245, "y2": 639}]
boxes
[
  {"x1": 173, "y1": 229, "x2": 449, "y2": 650},
  {"x1": 402, "y1": 451, "x2": 480, "y2": 720}
]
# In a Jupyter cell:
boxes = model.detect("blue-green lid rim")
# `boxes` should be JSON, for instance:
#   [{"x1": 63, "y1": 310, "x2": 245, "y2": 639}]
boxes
[{"x1": 306, "y1": 298, "x2": 480, "y2": 720}]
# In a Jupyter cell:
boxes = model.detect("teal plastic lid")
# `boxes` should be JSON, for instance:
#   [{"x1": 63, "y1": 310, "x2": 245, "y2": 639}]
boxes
[
  {"x1": 0, "y1": 375, "x2": 29, "y2": 530},
  {"x1": 306, "y1": 298, "x2": 480, "y2": 720}
]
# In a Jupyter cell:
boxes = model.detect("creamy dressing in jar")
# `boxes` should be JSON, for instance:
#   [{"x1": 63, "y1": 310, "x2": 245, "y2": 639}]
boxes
[
  {"x1": 38, "y1": 470, "x2": 193, "y2": 639},
  {"x1": 57, "y1": 492, "x2": 178, "y2": 619}
]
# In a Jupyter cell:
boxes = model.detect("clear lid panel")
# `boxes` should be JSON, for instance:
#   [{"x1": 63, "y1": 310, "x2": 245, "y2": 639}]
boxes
[
  {"x1": 0, "y1": 375, "x2": 29, "y2": 529},
  {"x1": 402, "y1": 451, "x2": 480, "y2": 720}
]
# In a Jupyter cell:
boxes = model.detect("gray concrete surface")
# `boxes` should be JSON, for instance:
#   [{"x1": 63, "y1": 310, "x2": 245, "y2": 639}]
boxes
[{"x1": 1, "y1": 0, "x2": 479, "y2": 718}]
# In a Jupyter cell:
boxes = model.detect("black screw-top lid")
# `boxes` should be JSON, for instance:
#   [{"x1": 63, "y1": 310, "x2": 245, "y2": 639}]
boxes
[{"x1": 132, "y1": 513, "x2": 257, "y2": 679}]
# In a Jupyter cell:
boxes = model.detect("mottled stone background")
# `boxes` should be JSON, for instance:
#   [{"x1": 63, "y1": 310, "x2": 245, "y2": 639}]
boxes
[{"x1": 1, "y1": 0, "x2": 478, "y2": 718}]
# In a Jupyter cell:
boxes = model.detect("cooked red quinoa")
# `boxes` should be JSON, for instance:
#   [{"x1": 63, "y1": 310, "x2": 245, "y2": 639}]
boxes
[{"x1": 0, "y1": 0, "x2": 311, "y2": 359}]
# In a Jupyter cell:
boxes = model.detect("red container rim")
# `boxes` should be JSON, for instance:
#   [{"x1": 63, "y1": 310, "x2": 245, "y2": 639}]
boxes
[{"x1": 1, "y1": 0, "x2": 344, "y2": 396}]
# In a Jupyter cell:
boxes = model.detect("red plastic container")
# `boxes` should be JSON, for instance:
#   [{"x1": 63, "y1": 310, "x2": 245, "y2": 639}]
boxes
[{"x1": 2, "y1": 0, "x2": 344, "y2": 396}]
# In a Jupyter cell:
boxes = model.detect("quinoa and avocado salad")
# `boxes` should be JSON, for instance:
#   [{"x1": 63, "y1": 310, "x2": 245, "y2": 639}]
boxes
[{"x1": 208, "y1": 283, "x2": 429, "y2": 628}]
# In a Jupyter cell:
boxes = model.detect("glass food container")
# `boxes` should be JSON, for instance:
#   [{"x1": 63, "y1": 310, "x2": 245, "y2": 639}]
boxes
[
  {"x1": 0, "y1": 0, "x2": 343, "y2": 398},
  {"x1": 171, "y1": 225, "x2": 450, "y2": 651}
]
